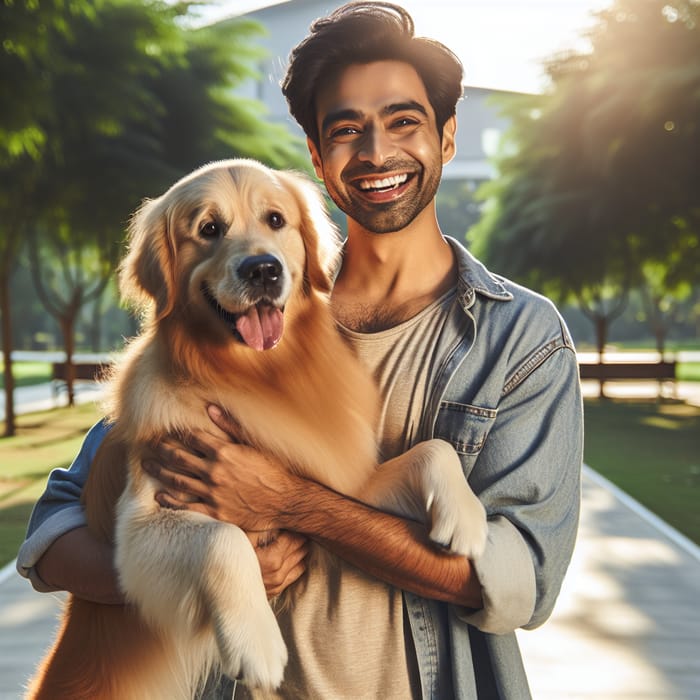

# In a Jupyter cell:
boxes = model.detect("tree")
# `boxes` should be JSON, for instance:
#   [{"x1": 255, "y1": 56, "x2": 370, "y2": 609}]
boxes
[
  {"x1": 436, "y1": 180, "x2": 483, "y2": 241},
  {"x1": 638, "y1": 252, "x2": 694, "y2": 356},
  {"x1": 469, "y1": 0, "x2": 700, "y2": 364},
  {"x1": 0, "y1": 0, "x2": 77, "y2": 435}
]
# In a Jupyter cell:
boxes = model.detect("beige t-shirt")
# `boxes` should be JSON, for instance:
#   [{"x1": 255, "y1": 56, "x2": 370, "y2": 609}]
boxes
[{"x1": 243, "y1": 290, "x2": 458, "y2": 700}]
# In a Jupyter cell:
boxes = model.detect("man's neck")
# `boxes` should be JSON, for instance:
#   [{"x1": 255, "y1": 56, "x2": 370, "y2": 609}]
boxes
[{"x1": 331, "y1": 212, "x2": 456, "y2": 333}]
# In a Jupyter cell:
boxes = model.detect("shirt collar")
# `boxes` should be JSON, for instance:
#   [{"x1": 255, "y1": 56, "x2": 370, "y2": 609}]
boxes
[{"x1": 445, "y1": 236, "x2": 513, "y2": 309}]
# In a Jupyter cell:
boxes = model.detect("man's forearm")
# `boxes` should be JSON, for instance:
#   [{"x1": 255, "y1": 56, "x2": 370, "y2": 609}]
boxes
[
  {"x1": 35, "y1": 526, "x2": 125, "y2": 605},
  {"x1": 280, "y1": 480, "x2": 483, "y2": 609}
]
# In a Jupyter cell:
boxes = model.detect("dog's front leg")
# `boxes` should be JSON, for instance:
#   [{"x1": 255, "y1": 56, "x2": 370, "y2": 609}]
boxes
[
  {"x1": 196, "y1": 519, "x2": 289, "y2": 690},
  {"x1": 115, "y1": 481, "x2": 288, "y2": 692},
  {"x1": 361, "y1": 439, "x2": 488, "y2": 559}
]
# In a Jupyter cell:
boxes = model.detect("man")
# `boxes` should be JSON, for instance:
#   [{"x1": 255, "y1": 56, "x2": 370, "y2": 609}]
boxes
[{"x1": 18, "y1": 2, "x2": 583, "y2": 698}]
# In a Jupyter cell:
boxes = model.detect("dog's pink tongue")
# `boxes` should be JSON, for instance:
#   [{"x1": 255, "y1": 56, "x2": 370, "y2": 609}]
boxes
[{"x1": 235, "y1": 305, "x2": 284, "y2": 351}]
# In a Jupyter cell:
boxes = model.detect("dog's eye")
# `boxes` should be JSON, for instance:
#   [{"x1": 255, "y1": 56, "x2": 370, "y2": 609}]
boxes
[
  {"x1": 199, "y1": 221, "x2": 223, "y2": 239},
  {"x1": 267, "y1": 211, "x2": 285, "y2": 230}
]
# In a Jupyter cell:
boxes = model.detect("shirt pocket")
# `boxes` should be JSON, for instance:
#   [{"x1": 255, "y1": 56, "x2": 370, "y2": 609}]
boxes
[{"x1": 433, "y1": 401, "x2": 497, "y2": 458}]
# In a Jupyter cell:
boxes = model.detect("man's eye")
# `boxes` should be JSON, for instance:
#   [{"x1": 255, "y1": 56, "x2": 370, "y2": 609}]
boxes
[
  {"x1": 199, "y1": 221, "x2": 223, "y2": 239},
  {"x1": 330, "y1": 126, "x2": 360, "y2": 138},
  {"x1": 393, "y1": 117, "x2": 418, "y2": 128}
]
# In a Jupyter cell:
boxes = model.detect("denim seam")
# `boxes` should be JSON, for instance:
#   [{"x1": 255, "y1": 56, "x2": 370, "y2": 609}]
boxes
[
  {"x1": 440, "y1": 402, "x2": 497, "y2": 420},
  {"x1": 502, "y1": 338, "x2": 569, "y2": 395}
]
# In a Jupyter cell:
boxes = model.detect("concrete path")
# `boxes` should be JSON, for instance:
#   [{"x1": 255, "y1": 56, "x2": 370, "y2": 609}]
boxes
[
  {"x1": 517, "y1": 467, "x2": 700, "y2": 699},
  {"x1": 0, "y1": 382, "x2": 102, "y2": 422},
  {"x1": 2, "y1": 466, "x2": 699, "y2": 699},
  {"x1": 0, "y1": 568, "x2": 63, "y2": 700}
]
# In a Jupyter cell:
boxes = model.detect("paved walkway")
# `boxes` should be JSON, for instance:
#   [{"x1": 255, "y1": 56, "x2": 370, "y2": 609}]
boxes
[
  {"x1": 0, "y1": 382, "x2": 102, "y2": 422},
  {"x1": 1, "y1": 466, "x2": 699, "y2": 699},
  {"x1": 518, "y1": 467, "x2": 700, "y2": 699}
]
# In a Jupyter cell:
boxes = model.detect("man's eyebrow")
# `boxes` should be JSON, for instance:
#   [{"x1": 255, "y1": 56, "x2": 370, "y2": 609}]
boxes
[
  {"x1": 321, "y1": 109, "x2": 363, "y2": 134},
  {"x1": 383, "y1": 101, "x2": 428, "y2": 117},
  {"x1": 321, "y1": 101, "x2": 429, "y2": 133}
]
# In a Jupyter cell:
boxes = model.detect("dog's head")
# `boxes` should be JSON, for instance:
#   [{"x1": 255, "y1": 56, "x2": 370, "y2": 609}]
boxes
[{"x1": 119, "y1": 159, "x2": 341, "y2": 350}]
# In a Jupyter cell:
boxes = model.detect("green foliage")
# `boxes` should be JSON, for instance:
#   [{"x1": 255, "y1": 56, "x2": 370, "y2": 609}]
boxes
[
  {"x1": 0, "y1": 0, "x2": 308, "y2": 425},
  {"x1": 1, "y1": 0, "x2": 308, "y2": 268},
  {"x1": 469, "y1": 0, "x2": 700, "y2": 303}
]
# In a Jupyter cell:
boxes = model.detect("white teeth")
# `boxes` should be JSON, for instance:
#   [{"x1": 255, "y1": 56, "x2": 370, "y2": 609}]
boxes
[{"x1": 358, "y1": 173, "x2": 408, "y2": 191}]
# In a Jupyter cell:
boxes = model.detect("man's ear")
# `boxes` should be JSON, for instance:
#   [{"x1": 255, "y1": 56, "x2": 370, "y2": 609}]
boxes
[
  {"x1": 307, "y1": 137, "x2": 324, "y2": 180},
  {"x1": 441, "y1": 115, "x2": 457, "y2": 165}
]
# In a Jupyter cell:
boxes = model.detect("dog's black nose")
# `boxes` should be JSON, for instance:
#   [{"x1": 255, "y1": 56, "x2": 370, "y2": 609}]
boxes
[{"x1": 239, "y1": 254, "x2": 283, "y2": 288}]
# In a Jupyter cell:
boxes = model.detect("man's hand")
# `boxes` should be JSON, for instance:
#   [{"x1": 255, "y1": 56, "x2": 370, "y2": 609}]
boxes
[
  {"x1": 142, "y1": 405, "x2": 299, "y2": 531},
  {"x1": 246, "y1": 530, "x2": 309, "y2": 598},
  {"x1": 142, "y1": 404, "x2": 309, "y2": 596}
]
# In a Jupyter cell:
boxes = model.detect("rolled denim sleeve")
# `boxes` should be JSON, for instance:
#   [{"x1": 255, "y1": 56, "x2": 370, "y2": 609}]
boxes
[
  {"x1": 16, "y1": 419, "x2": 111, "y2": 590},
  {"x1": 459, "y1": 346, "x2": 583, "y2": 634}
]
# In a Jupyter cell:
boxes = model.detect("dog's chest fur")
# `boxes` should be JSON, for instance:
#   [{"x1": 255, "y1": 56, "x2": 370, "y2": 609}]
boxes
[{"x1": 105, "y1": 318, "x2": 380, "y2": 499}]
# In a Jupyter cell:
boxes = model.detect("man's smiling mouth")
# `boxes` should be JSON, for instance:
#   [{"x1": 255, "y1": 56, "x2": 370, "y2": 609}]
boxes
[{"x1": 357, "y1": 173, "x2": 410, "y2": 192}]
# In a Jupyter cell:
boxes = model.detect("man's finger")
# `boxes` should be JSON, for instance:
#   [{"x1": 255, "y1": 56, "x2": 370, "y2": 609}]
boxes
[
  {"x1": 144, "y1": 459, "x2": 209, "y2": 500},
  {"x1": 150, "y1": 437, "x2": 212, "y2": 481},
  {"x1": 207, "y1": 404, "x2": 246, "y2": 441},
  {"x1": 267, "y1": 562, "x2": 307, "y2": 598}
]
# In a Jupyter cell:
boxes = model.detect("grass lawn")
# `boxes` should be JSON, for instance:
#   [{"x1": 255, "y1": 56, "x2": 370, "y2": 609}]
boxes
[
  {"x1": 0, "y1": 402, "x2": 102, "y2": 567},
  {"x1": 584, "y1": 398, "x2": 700, "y2": 544},
  {"x1": 0, "y1": 396, "x2": 698, "y2": 570},
  {"x1": 678, "y1": 363, "x2": 700, "y2": 382},
  {"x1": 0, "y1": 362, "x2": 52, "y2": 389}
]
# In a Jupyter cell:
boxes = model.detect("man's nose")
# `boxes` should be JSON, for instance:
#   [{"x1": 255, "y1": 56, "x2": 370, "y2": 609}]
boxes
[{"x1": 357, "y1": 125, "x2": 393, "y2": 165}]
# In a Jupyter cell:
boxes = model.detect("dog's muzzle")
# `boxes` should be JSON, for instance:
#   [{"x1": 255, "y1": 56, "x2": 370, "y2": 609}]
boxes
[{"x1": 202, "y1": 253, "x2": 287, "y2": 352}]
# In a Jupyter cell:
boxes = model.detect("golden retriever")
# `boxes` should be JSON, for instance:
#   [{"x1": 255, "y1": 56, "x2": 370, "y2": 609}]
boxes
[{"x1": 27, "y1": 159, "x2": 487, "y2": 699}]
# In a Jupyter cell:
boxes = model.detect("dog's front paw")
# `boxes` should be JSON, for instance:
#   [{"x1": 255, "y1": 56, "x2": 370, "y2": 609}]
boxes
[
  {"x1": 419, "y1": 440, "x2": 488, "y2": 560},
  {"x1": 239, "y1": 616, "x2": 288, "y2": 691},
  {"x1": 216, "y1": 599, "x2": 288, "y2": 690},
  {"x1": 429, "y1": 489, "x2": 488, "y2": 560}
]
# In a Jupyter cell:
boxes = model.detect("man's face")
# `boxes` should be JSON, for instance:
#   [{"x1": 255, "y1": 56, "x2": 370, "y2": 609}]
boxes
[{"x1": 309, "y1": 60, "x2": 456, "y2": 234}]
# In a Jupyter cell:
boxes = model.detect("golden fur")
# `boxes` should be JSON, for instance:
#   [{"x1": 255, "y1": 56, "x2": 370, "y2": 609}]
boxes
[{"x1": 27, "y1": 159, "x2": 486, "y2": 699}]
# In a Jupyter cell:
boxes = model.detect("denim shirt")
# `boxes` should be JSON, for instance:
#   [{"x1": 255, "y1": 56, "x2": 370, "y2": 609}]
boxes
[
  {"x1": 17, "y1": 237, "x2": 583, "y2": 700},
  {"x1": 405, "y1": 238, "x2": 583, "y2": 699}
]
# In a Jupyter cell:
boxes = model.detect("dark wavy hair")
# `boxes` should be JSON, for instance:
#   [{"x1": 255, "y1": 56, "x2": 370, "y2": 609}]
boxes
[{"x1": 281, "y1": 1, "x2": 464, "y2": 149}]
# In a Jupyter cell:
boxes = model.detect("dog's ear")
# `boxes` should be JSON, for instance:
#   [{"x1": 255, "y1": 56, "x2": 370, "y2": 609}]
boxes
[
  {"x1": 282, "y1": 170, "x2": 341, "y2": 294},
  {"x1": 118, "y1": 194, "x2": 177, "y2": 320}
]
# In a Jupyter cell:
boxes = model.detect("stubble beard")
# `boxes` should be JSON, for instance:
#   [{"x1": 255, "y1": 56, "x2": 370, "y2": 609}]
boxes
[{"x1": 329, "y1": 160, "x2": 442, "y2": 234}]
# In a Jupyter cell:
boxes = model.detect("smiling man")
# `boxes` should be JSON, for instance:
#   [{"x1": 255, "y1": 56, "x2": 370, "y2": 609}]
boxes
[
  {"x1": 18, "y1": 3, "x2": 583, "y2": 699},
  {"x1": 309, "y1": 59, "x2": 458, "y2": 334},
  {"x1": 312, "y1": 62, "x2": 449, "y2": 235}
]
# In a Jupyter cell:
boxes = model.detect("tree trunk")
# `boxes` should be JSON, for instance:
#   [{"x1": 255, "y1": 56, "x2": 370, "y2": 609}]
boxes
[
  {"x1": 90, "y1": 294, "x2": 103, "y2": 352},
  {"x1": 60, "y1": 316, "x2": 77, "y2": 407},
  {"x1": 1, "y1": 272, "x2": 16, "y2": 436},
  {"x1": 654, "y1": 327, "x2": 666, "y2": 358},
  {"x1": 594, "y1": 315, "x2": 608, "y2": 399}
]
